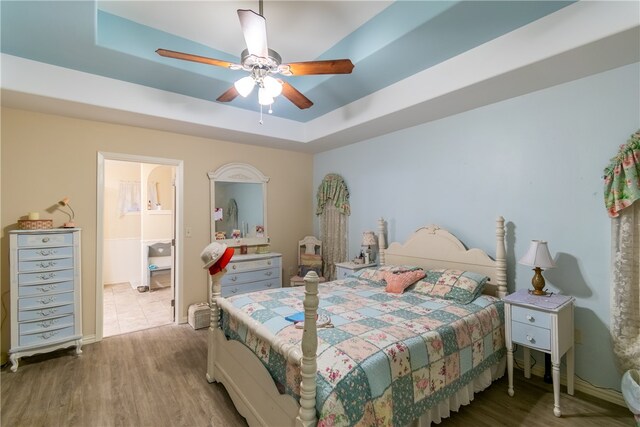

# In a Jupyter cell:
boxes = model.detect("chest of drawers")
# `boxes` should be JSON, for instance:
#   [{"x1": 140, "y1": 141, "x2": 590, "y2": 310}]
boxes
[
  {"x1": 220, "y1": 252, "x2": 282, "y2": 297},
  {"x1": 9, "y1": 229, "x2": 83, "y2": 372}
]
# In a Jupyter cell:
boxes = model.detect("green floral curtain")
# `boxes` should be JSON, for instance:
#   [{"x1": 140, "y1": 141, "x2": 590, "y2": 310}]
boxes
[
  {"x1": 316, "y1": 174, "x2": 351, "y2": 216},
  {"x1": 604, "y1": 130, "x2": 640, "y2": 217}
]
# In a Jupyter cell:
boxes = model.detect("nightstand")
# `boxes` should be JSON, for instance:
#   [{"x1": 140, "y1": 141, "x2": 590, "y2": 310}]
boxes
[
  {"x1": 335, "y1": 261, "x2": 376, "y2": 280},
  {"x1": 504, "y1": 289, "x2": 575, "y2": 417}
]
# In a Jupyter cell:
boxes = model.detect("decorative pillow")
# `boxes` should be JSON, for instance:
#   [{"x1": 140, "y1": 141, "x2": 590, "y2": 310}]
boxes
[
  {"x1": 352, "y1": 265, "x2": 422, "y2": 285},
  {"x1": 412, "y1": 269, "x2": 488, "y2": 304},
  {"x1": 383, "y1": 269, "x2": 426, "y2": 294},
  {"x1": 300, "y1": 253, "x2": 322, "y2": 267}
]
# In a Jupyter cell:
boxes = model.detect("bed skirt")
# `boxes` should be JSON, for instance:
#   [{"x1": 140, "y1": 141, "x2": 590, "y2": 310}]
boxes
[{"x1": 413, "y1": 356, "x2": 506, "y2": 426}]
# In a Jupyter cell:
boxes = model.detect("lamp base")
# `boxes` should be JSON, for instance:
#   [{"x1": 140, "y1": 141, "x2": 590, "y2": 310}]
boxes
[
  {"x1": 62, "y1": 221, "x2": 76, "y2": 228},
  {"x1": 530, "y1": 267, "x2": 548, "y2": 296}
]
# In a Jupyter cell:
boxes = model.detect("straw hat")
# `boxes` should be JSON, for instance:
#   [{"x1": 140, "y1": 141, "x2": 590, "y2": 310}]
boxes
[{"x1": 200, "y1": 242, "x2": 235, "y2": 274}]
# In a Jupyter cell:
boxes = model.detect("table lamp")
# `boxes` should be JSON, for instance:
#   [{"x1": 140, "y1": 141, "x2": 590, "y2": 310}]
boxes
[
  {"x1": 58, "y1": 197, "x2": 76, "y2": 228},
  {"x1": 361, "y1": 231, "x2": 377, "y2": 264},
  {"x1": 519, "y1": 240, "x2": 555, "y2": 295}
]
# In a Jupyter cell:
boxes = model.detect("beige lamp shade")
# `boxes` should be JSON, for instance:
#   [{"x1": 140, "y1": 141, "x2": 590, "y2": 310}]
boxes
[
  {"x1": 361, "y1": 231, "x2": 377, "y2": 247},
  {"x1": 519, "y1": 240, "x2": 555, "y2": 268},
  {"x1": 519, "y1": 240, "x2": 555, "y2": 295}
]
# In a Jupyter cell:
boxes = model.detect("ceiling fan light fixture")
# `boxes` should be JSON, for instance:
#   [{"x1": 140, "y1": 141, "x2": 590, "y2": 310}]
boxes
[
  {"x1": 263, "y1": 76, "x2": 283, "y2": 98},
  {"x1": 234, "y1": 75, "x2": 255, "y2": 97},
  {"x1": 258, "y1": 87, "x2": 274, "y2": 106}
]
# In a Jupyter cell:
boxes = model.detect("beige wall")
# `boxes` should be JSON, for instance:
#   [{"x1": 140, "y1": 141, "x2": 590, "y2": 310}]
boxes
[{"x1": 0, "y1": 107, "x2": 314, "y2": 361}]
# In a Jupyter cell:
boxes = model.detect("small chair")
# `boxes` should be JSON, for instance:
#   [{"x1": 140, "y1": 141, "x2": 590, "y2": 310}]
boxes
[
  {"x1": 290, "y1": 236, "x2": 326, "y2": 287},
  {"x1": 147, "y1": 242, "x2": 172, "y2": 291}
]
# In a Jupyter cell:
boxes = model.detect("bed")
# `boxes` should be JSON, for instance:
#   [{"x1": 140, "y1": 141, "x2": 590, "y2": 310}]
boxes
[{"x1": 206, "y1": 217, "x2": 508, "y2": 426}]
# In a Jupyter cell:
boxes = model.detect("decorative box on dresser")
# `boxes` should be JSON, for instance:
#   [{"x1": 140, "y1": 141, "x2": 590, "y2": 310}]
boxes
[
  {"x1": 9, "y1": 229, "x2": 83, "y2": 372},
  {"x1": 220, "y1": 252, "x2": 282, "y2": 297},
  {"x1": 504, "y1": 289, "x2": 575, "y2": 417},
  {"x1": 335, "y1": 261, "x2": 377, "y2": 280}
]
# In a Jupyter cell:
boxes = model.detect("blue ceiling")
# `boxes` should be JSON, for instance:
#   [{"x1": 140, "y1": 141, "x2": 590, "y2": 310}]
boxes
[{"x1": 1, "y1": 1, "x2": 573, "y2": 122}]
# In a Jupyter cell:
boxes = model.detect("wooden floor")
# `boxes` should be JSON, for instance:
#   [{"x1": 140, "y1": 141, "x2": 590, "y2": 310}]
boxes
[{"x1": 2, "y1": 324, "x2": 633, "y2": 427}]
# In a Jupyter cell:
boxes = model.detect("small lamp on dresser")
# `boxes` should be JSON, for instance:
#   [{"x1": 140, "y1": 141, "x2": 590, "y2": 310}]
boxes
[
  {"x1": 519, "y1": 240, "x2": 555, "y2": 296},
  {"x1": 361, "y1": 231, "x2": 377, "y2": 265}
]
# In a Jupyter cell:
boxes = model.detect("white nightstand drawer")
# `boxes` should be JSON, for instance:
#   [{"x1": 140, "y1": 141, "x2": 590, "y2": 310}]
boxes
[
  {"x1": 511, "y1": 321, "x2": 551, "y2": 351},
  {"x1": 512, "y1": 305, "x2": 551, "y2": 330},
  {"x1": 222, "y1": 280, "x2": 279, "y2": 297},
  {"x1": 222, "y1": 267, "x2": 279, "y2": 286}
]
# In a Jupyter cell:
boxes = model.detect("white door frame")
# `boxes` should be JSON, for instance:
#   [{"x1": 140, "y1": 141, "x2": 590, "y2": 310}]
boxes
[{"x1": 96, "y1": 152, "x2": 184, "y2": 342}]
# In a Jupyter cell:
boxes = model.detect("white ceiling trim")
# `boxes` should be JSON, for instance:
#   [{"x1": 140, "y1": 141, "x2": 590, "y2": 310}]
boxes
[{"x1": 2, "y1": 1, "x2": 638, "y2": 154}]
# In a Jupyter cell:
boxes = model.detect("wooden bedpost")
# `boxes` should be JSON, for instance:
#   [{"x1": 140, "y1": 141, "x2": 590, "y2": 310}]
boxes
[
  {"x1": 377, "y1": 217, "x2": 386, "y2": 265},
  {"x1": 207, "y1": 269, "x2": 226, "y2": 383},
  {"x1": 296, "y1": 271, "x2": 319, "y2": 427},
  {"x1": 495, "y1": 216, "x2": 508, "y2": 298}
]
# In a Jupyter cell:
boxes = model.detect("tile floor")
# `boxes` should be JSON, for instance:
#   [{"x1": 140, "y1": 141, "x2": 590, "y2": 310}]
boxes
[{"x1": 103, "y1": 275, "x2": 173, "y2": 337}]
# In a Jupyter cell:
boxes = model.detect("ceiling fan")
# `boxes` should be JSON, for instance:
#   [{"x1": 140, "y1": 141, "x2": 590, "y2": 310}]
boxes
[{"x1": 156, "y1": 1, "x2": 354, "y2": 111}]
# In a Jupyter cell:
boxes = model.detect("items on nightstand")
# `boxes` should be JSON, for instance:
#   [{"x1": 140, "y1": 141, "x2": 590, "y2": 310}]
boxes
[
  {"x1": 519, "y1": 240, "x2": 555, "y2": 296},
  {"x1": 361, "y1": 231, "x2": 377, "y2": 264},
  {"x1": 504, "y1": 289, "x2": 575, "y2": 417}
]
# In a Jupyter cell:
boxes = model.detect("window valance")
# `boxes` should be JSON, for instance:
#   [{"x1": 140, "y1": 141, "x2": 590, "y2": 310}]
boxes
[
  {"x1": 316, "y1": 174, "x2": 350, "y2": 216},
  {"x1": 604, "y1": 130, "x2": 640, "y2": 218}
]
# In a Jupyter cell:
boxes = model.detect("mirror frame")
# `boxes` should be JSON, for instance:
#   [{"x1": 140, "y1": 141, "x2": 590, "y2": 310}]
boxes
[{"x1": 208, "y1": 163, "x2": 269, "y2": 247}]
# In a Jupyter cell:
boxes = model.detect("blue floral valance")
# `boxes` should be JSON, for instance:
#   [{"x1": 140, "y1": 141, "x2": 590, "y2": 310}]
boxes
[
  {"x1": 316, "y1": 174, "x2": 350, "y2": 216},
  {"x1": 604, "y1": 130, "x2": 640, "y2": 218}
]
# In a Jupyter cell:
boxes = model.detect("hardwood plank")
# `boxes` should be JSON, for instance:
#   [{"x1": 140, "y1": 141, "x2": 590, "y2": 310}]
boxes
[{"x1": 2, "y1": 324, "x2": 633, "y2": 426}]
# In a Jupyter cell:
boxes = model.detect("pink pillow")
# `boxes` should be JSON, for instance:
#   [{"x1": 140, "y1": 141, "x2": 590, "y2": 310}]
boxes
[{"x1": 384, "y1": 269, "x2": 426, "y2": 294}]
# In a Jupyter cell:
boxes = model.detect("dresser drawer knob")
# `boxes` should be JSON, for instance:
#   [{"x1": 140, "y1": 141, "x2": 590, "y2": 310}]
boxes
[
  {"x1": 37, "y1": 249, "x2": 57, "y2": 256},
  {"x1": 36, "y1": 284, "x2": 58, "y2": 292},
  {"x1": 42, "y1": 237, "x2": 50, "y2": 243},
  {"x1": 267, "y1": 283, "x2": 272, "y2": 288},
  {"x1": 526, "y1": 335, "x2": 534, "y2": 342},
  {"x1": 38, "y1": 296, "x2": 56, "y2": 305},
  {"x1": 232, "y1": 265, "x2": 237, "y2": 270},
  {"x1": 265, "y1": 271, "x2": 273, "y2": 276},
  {"x1": 38, "y1": 319, "x2": 58, "y2": 328},
  {"x1": 267, "y1": 260, "x2": 272, "y2": 265},
  {"x1": 230, "y1": 276, "x2": 238, "y2": 282},
  {"x1": 526, "y1": 315, "x2": 534, "y2": 322},
  {"x1": 231, "y1": 289, "x2": 238, "y2": 294}
]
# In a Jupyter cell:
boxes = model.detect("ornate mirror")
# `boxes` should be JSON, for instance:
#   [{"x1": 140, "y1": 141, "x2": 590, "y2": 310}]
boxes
[{"x1": 208, "y1": 163, "x2": 269, "y2": 247}]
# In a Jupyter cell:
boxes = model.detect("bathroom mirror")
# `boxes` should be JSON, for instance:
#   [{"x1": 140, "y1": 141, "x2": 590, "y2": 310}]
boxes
[{"x1": 208, "y1": 163, "x2": 269, "y2": 247}]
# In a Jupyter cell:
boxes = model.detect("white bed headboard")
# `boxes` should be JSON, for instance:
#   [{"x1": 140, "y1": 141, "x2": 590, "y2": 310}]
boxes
[{"x1": 377, "y1": 217, "x2": 507, "y2": 298}]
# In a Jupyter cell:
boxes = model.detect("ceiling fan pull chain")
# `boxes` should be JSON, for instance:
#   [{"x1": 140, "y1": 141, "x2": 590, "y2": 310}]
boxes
[{"x1": 259, "y1": 104, "x2": 264, "y2": 125}]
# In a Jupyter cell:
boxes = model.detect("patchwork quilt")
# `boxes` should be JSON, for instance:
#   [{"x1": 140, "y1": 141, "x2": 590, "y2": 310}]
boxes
[{"x1": 221, "y1": 277, "x2": 505, "y2": 427}]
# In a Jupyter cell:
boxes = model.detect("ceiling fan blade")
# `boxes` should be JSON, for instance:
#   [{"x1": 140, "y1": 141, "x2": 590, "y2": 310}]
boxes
[
  {"x1": 237, "y1": 9, "x2": 268, "y2": 58},
  {"x1": 281, "y1": 81, "x2": 313, "y2": 109},
  {"x1": 216, "y1": 86, "x2": 239, "y2": 103},
  {"x1": 156, "y1": 49, "x2": 237, "y2": 69},
  {"x1": 284, "y1": 59, "x2": 354, "y2": 76}
]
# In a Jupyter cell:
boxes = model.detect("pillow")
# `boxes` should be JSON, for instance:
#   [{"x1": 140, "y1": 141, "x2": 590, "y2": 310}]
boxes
[
  {"x1": 383, "y1": 269, "x2": 426, "y2": 294},
  {"x1": 352, "y1": 265, "x2": 422, "y2": 284},
  {"x1": 300, "y1": 253, "x2": 322, "y2": 267},
  {"x1": 412, "y1": 269, "x2": 488, "y2": 304}
]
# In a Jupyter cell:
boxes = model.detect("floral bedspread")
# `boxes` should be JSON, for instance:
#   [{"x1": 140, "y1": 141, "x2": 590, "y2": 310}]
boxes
[{"x1": 221, "y1": 277, "x2": 505, "y2": 426}]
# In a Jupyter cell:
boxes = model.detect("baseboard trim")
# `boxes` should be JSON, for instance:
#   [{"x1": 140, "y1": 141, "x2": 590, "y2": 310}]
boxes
[
  {"x1": 82, "y1": 334, "x2": 97, "y2": 345},
  {"x1": 514, "y1": 357, "x2": 625, "y2": 408}
]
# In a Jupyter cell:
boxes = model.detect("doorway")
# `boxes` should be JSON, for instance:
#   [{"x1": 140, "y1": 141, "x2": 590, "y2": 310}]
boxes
[{"x1": 96, "y1": 153, "x2": 183, "y2": 341}]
